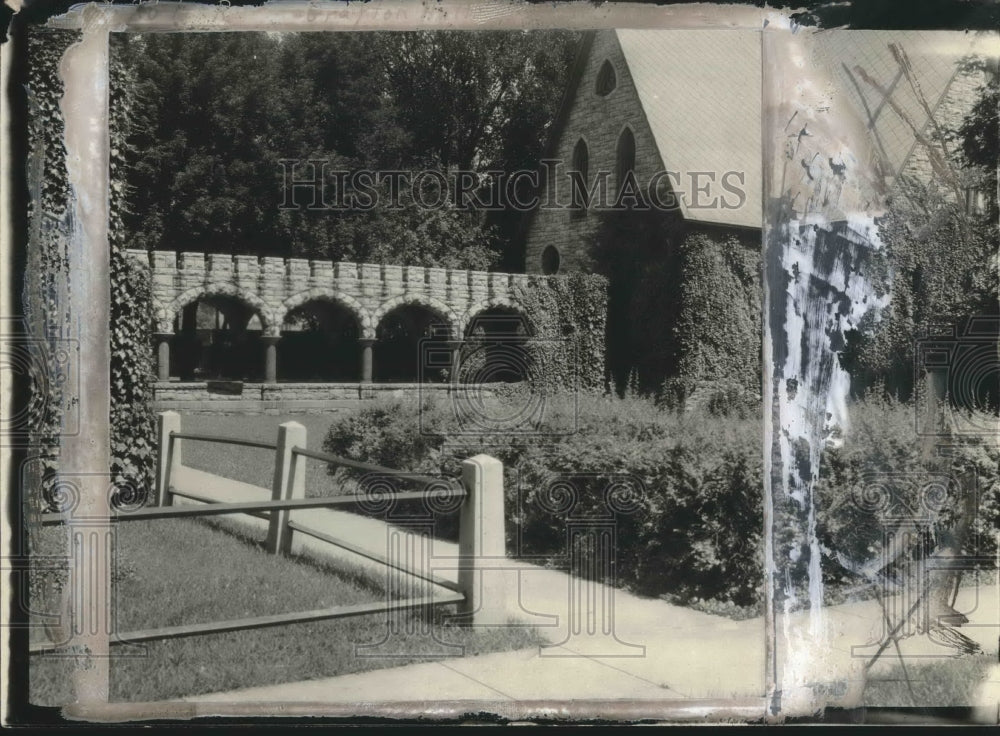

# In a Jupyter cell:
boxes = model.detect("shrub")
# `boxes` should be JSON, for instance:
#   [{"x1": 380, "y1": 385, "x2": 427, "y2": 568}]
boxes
[
  {"x1": 814, "y1": 394, "x2": 999, "y2": 592},
  {"x1": 322, "y1": 392, "x2": 998, "y2": 612},
  {"x1": 323, "y1": 398, "x2": 444, "y2": 474},
  {"x1": 322, "y1": 393, "x2": 764, "y2": 604},
  {"x1": 514, "y1": 434, "x2": 763, "y2": 604}
]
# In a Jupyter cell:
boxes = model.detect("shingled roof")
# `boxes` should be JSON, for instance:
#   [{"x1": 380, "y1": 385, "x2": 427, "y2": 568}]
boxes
[
  {"x1": 532, "y1": 29, "x2": 988, "y2": 237},
  {"x1": 613, "y1": 29, "x2": 763, "y2": 229}
]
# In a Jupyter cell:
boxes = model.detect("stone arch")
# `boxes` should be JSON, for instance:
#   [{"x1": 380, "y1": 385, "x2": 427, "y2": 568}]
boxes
[
  {"x1": 460, "y1": 297, "x2": 536, "y2": 337},
  {"x1": 278, "y1": 288, "x2": 372, "y2": 336},
  {"x1": 159, "y1": 283, "x2": 277, "y2": 336},
  {"x1": 372, "y1": 295, "x2": 459, "y2": 339}
]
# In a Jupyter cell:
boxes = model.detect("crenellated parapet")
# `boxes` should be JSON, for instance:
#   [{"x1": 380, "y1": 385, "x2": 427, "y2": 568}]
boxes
[{"x1": 128, "y1": 249, "x2": 542, "y2": 339}]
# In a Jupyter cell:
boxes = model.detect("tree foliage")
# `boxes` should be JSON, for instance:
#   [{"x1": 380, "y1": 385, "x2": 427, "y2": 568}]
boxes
[
  {"x1": 845, "y1": 61, "x2": 999, "y2": 400},
  {"x1": 118, "y1": 31, "x2": 578, "y2": 270}
]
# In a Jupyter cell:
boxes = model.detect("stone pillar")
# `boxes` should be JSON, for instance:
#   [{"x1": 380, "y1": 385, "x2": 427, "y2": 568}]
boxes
[
  {"x1": 154, "y1": 333, "x2": 172, "y2": 381},
  {"x1": 458, "y1": 455, "x2": 508, "y2": 626},
  {"x1": 448, "y1": 339, "x2": 463, "y2": 383},
  {"x1": 267, "y1": 421, "x2": 307, "y2": 555},
  {"x1": 360, "y1": 338, "x2": 375, "y2": 384},
  {"x1": 263, "y1": 336, "x2": 279, "y2": 384},
  {"x1": 59, "y1": 25, "x2": 113, "y2": 702}
]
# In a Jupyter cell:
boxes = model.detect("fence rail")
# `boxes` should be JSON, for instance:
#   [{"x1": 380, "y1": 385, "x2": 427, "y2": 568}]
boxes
[
  {"x1": 291, "y1": 445, "x2": 461, "y2": 491},
  {"x1": 169, "y1": 431, "x2": 278, "y2": 451},
  {"x1": 29, "y1": 593, "x2": 464, "y2": 654},
  {"x1": 32, "y1": 410, "x2": 507, "y2": 654},
  {"x1": 38, "y1": 489, "x2": 467, "y2": 526},
  {"x1": 287, "y1": 519, "x2": 463, "y2": 594}
]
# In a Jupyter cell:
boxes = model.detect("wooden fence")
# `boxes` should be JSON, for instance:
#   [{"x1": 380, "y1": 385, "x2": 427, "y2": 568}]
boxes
[{"x1": 32, "y1": 410, "x2": 507, "y2": 653}]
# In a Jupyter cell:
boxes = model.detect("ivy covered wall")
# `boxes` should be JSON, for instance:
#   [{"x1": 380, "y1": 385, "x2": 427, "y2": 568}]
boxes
[
  {"x1": 25, "y1": 28, "x2": 78, "y2": 512},
  {"x1": 25, "y1": 29, "x2": 156, "y2": 508},
  {"x1": 516, "y1": 272, "x2": 608, "y2": 394},
  {"x1": 593, "y1": 208, "x2": 762, "y2": 407},
  {"x1": 109, "y1": 36, "x2": 156, "y2": 503},
  {"x1": 668, "y1": 226, "x2": 762, "y2": 411}
]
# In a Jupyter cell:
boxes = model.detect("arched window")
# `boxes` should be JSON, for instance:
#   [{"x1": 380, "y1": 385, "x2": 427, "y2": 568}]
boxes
[
  {"x1": 571, "y1": 138, "x2": 589, "y2": 218},
  {"x1": 616, "y1": 127, "x2": 636, "y2": 194},
  {"x1": 595, "y1": 60, "x2": 617, "y2": 96},
  {"x1": 541, "y1": 245, "x2": 561, "y2": 275}
]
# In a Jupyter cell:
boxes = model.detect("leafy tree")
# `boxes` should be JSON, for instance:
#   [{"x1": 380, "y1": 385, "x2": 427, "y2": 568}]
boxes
[
  {"x1": 958, "y1": 57, "x2": 999, "y2": 222},
  {"x1": 844, "y1": 57, "x2": 999, "y2": 401},
  {"x1": 379, "y1": 30, "x2": 578, "y2": 270},
  {"x1": 118, "y1": 30, "x2": 578, "y2": 271},
  {"x1": 124, "y1": 33, "x2": 297, "y2": 256},
  {"x1": 380, "y1": 30, "x2": 578, "y2": 172}
]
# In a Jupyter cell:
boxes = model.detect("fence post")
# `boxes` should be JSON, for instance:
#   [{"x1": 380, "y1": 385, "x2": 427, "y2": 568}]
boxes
[
  {"x1": 266, "y1": 421, "x2": 306, "y2": 555},
  {"x1": 155, "y1": 411, "x2": 182, "y2": 507},
  {"x1": 458, "y1": 454, "x2": 506, "y2": 626}
]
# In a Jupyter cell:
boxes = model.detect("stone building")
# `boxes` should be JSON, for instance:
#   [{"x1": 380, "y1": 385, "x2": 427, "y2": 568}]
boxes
[
  {"x1": 522, "y1": 29, "x2": 762, "y2": 277},
  {"x1": 520, "y1": 29, "x2": 991, "y2": 397}
]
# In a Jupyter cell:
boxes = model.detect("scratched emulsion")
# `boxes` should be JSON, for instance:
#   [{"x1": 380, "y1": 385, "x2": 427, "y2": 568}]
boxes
[{"x1": 762, "y1": 24, "x2": 888, "y2": 715}]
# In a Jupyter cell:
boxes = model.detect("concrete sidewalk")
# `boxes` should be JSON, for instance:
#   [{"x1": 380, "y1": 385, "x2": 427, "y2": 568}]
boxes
[{"x1": 170, "y1": 467, "x2": 999, "y2": 713}]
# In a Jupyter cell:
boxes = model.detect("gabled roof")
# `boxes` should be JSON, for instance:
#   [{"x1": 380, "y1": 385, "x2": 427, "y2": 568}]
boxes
[
  {"x1": 530, "y1": 29, "x2": 987, "y2": 239},
  {"x1": 614, "y1": 29, "x2": 763, "y2": 229}
]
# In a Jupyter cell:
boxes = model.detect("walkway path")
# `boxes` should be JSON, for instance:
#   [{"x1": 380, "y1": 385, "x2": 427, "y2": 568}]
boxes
[{"x1": 169, "y1": 467, "x2": 999, "y2": 716}]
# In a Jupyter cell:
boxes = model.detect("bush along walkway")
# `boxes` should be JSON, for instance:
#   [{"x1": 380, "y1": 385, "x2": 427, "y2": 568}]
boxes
[{"x1": 168, "y1": 467, "x2": 999, "y2": 715}]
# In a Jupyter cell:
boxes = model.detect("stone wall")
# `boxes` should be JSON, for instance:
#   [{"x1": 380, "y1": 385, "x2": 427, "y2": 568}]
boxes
[
  {"x1": 153, "y1": 381, "x2": 496, "y2": 415},
  {"x1": 524, "y1": 30, "x2": 665, "y2": 275},
  {"x1": 135, "y1": 249, "x2": 541, "y2": 339}
]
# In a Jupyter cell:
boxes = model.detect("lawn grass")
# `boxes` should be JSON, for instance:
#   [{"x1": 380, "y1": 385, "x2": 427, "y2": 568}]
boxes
[
  {"x1": 29, "y1": 515, "x2": 544, "y2": 705},
  {"x1": 177, "y1": 412, "x2": 343, "y2": 497},
  {"x1": 863, "y1": 653, "x2": 997, "y2": 707}
]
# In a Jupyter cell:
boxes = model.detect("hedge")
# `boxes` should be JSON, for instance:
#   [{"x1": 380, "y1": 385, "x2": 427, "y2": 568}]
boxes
[
  {"x1": 324, "y1": 393, "x2": 766, "y2": 605},
  {"x1": 322, "y1": 393, "x2": 998, "y2": 609}
]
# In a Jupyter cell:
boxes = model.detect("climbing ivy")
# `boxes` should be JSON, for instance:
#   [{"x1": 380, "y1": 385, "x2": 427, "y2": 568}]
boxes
[
  {"x1": 25, "y1": 28, "x2": 79, "y2": 512},
  {"x1": 24, "y1": 30, "x2": 155, "y2": 508},
  {"x1": 515, "y1": 272, "x2": 608, "y2": 394},
  {"x1": 666, "y1": 229, "x2": 762, "y2": 411},
  {"x1": 593, "y1": 208, "x2": 762, "y2": 408},
  {"x1": 110, "y1": 36, "x2": 156, "y2": 503}
]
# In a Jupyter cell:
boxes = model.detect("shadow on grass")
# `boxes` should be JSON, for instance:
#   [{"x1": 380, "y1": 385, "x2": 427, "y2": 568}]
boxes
[{"x1": 28, "y1": 515, "x2": 544, "y2": 706}]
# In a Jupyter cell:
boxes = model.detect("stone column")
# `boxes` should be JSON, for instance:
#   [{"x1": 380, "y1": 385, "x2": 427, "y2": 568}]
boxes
[
  {"x1": 154, "y1": 333, "x2": 172, "y2": 381},
  {"x1": 448, "y1": 339, "x2": 464, "y2": 383},
  {"x1": 59, "y1": 23, "x2": 113, "y2": 703},
  {"x1": 458, "y1": 455, "x2": 508, "y2": 626},
  {"x1": 262, "y1": 336, "x2": 280, "y2": 384},
  {"x1": 360, "y1": 338, "x2": 375, "y2": 384}
]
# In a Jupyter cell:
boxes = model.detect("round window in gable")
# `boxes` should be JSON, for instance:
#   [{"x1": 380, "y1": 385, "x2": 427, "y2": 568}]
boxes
[
  {"x1": 541, "y1": 245, "x2": 561, "y2": 275},
  {"x1": 595, "y1": 60, "x2": 617, "y2": 96}
]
